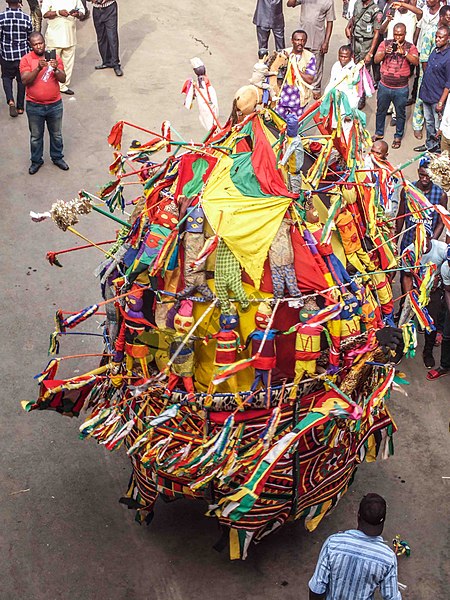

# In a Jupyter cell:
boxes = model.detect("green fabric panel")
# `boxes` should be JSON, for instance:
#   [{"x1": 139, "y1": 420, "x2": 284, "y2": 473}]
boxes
[
  {"x1": 229, "y1": 152, "x2": 268, "y2": 198},
  {"x1": 182, "y1": 157, "x2": 210, "y2": 198}
]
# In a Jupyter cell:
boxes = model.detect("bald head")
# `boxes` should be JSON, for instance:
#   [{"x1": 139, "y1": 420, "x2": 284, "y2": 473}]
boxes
[
  {"x1": 371, "y1": 140, "x2": 389, "y2": 160},
  {"x1": 29, "y1": 32, "x2": 45, "y2": 56},
  {"x1": 393, "y1": 23, "x2": 406, "y2": 34},
  {"x1": 29, "y1": 31, "x2": 44, "y2": 44}
]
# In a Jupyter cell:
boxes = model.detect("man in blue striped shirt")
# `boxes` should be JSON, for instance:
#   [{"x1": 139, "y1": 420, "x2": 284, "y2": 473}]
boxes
[{"x1": 309, "y1": 493, "x2": 402, "y2": 599}]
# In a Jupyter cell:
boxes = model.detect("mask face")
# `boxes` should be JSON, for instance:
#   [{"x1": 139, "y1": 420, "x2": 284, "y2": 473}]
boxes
[
  {"x1": 152, "y1": 197, "x2": 179, "y2": 229},
  {"x1": 185, "y1": 206, "x2": 205, "y2": 233},
  {"x1": 127, "y1": 295, "x2": 144, "y2": 312},
  {"x1": 341, "y1": 295, "x2": 361, "y2": 319},
  {"x1": 299, "y1": 309, "x2": 315, "y2": 324},
  {"x1": 173, "y1": 314, "x2": 194, "y2": 334},
  {"x1": 255, "y1": 312, "x2": 270, "y2": 329},
  {"x1": 219, "y1": 314, "x2": 239, "y2": 330}
]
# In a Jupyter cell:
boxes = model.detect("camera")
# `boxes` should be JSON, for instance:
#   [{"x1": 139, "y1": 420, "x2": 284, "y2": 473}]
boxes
[
  {"x1": 391, "y1": 42, "x2": 398, "y2": 52},
  {"x1": 44, "y1": 49, "x2": 56, "y2": 61}
]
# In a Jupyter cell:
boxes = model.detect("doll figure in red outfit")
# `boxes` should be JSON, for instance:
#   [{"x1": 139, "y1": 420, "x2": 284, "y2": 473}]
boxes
[
  {"x1": 165, "y1": 300, "x2": 197, "y2": 399},
  {"x1": 244, "y1": 302, "x2": 279, "y2": 401},
  {"x1": 113, "y1": 284, "x2": 156, "y2": 380},
  {"x1": 204, "y1": 310, "x2": 242, "y2": 394},
  {"x1": 283, "y1": 299, "x2": 342, "y2": 398}
]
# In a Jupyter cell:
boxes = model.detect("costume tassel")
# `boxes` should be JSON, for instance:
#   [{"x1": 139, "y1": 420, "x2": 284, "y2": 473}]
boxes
[{"x1": 108, "y1": 121, "x2": 124, "y2": 150}]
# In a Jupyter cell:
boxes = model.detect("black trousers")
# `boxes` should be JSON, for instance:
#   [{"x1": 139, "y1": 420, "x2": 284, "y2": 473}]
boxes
[
  {"x1": 424, "y1": 287, "x2": 443, "y2": 355},
  {"x1": 256, "y1": 26, "x2": 285, "y2": 52},
  {"x1": 93, "y1": 2, "x2": 120, "y2": 67},
  {"x1": 440, "y1": 307, "x2": 450, "y2": 370},
  {"x1": 0, "y1": 58, "x2": 25, "y2": 109}
]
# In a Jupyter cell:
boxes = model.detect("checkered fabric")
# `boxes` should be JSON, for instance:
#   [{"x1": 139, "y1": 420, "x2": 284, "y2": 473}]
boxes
[{"x1": 0, "y1": 8, "x2": 32, "y2": 62}]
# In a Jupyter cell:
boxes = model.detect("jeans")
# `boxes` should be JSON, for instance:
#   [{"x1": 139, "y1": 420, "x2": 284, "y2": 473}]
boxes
[
  {"x1": 0, "y1": 57, "x2": 25, "y2": 109},
  {"x1": 375, "y1": 83, "x2": 408, "y2": 139},
  {"x1": 422, "y1": 101, "x2": 440, "y2": 150},
  {"x1": 256, "y1": 26, "x2": 285, "y2": 52},
  {"x1": 26, "y1": 99, "x2": 64, "y2": 164}
]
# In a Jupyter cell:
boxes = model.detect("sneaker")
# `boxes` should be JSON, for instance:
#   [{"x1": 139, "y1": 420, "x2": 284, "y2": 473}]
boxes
[
  {"x1": 413, "y1": 144, "x2": 427, "y2": 152},
  {"x1": 9, "y1": 103, "x2": 18, "y2": 117},
  {"x1": 423, "y1": 352, "x2": 435, "y2": 369}
]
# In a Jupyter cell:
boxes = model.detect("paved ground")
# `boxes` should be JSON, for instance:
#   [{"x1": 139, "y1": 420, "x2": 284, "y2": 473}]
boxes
[{"x1": 1, "y1": 2, "x2": 448, "y2": 599}]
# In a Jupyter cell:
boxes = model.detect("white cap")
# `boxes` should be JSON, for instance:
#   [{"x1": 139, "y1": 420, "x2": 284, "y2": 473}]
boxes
[{"x1": 190, "y1": 57, "x2": 204, "y2": 69}]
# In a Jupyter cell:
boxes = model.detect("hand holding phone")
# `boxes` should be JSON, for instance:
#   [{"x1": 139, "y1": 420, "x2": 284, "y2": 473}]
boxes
[{"x1": 44, "y1": 49, "x2": 56, "y2": 62}]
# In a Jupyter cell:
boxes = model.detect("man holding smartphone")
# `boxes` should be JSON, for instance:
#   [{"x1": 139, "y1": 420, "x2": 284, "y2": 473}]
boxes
[
  {"x1": 41, "y1": 0, "x2": 85, "y2": 95},
  {"x1": 373, "y1": 22, "x2": 419, "y2": 149},
  {"x1": 20, "y1": 32, "x2": 68, "y2": 174}
]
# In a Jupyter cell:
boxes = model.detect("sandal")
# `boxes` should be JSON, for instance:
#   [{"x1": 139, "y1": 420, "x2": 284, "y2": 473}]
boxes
[
  {"x1": 392, "y1": 138, "x2": 401, "y2": 149},
  {"x1": 9, "y1": 103, "x2": 17, "y2": 117},
  {"x1": 426, "y1": 367, "x2": 449, "y2": 381},
  {"x1": 372, "y1": 134, "x2": 384, "y2": 142},
  {"x1": 17, "y1": 108, "x2": 24, "y2": 115}
]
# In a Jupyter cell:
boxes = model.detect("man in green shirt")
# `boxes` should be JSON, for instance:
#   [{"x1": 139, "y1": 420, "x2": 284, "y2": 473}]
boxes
[{"x1": 346, "y1": 0, "x2": 383, "y2": 108}]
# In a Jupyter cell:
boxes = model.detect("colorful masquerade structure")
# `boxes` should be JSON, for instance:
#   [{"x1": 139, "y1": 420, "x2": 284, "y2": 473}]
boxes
[{"x1": 24, "y1": 58, "x2": 450, "y2": 560}]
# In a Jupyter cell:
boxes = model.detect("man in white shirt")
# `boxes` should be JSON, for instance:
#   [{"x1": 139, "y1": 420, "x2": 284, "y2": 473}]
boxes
[
  {"x1": 324, "y1": 44, "x2": 359, "y2": 108},
  {"x1": 42, "y1": 0, "x2": 85, "y2": 95},
  {"x1": 380, "y1": 0, "x2": 417, "y2": 43}
]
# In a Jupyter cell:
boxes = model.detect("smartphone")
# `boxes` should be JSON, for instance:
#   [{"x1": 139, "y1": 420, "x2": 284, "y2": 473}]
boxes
[
  {"x1": 44, "y1": 49, "x2": 56, "y2": 61},
  {"x1": 389, "y1": 7, "x2": 396, "y2": 17},
  {"x1": 391, "y1": 42, "x2": 398, "y2": 52}
]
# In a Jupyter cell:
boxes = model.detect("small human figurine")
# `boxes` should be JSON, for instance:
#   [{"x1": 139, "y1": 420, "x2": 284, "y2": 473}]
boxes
[
  {"x1": 182, "y1": 57, "x2": 219, "y2": 131},
  {"x1": 244, "y1": 302, "x2": 279, "y2": 400},
  {"x1": 249, "y1": 48, "x2": 278, "y2": 103},
  {"x1": 113, "y1": 284, "x2": 156, "y2": 380},
  {"x1": 327, "y1": 293, "x2": 362, "y2": 370},
  {"x1": 334, "y1": 205, "x2": 395, "y2": 324},
  {"x1": 215, "y1": 239, "x2": 250, "y2": 314},
  {"x1": 204, "y1": 310, "x2": 243, "y2": 393},
  {"x1": 283, "y1": 300, "x2": 342, "y2": 398},
  {"x1": 177, "y1": 203, "x2": 215, "y2": 304},
  {"x1": 269, "y1": 215, "x2": 304, "y2": 303},
  {"x1": 165, "y1": 300, "x2": 197, "y2": 399},
  {"x1": 304, "y1": 199, "x2": 360, "y2": 294},
  {"x1": 279, "y1": 114, "x2": 304, "y2": 194}
]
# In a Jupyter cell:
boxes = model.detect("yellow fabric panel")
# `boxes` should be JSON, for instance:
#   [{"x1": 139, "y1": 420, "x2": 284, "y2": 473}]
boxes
[
  {"x1": 229, "y1": 527, "x2": 241, "y2": 560},
  {"x1": 202, "y1": 153, "x2": 292, "y2": 287},
  {"x1": 365, "y1": 434, "x2": 377, "y2": 463},
  {"x1": 305, "y1": 499, "x2": 333, "y2": 532}
]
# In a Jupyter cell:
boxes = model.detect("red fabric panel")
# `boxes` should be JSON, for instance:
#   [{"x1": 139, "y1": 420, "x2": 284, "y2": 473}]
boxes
[
  {"x1": 291, "y1": 228, "x2": 329, "y2": 292},
  {"x1": 251, "y1": 118, "x2": 296, "y2": 198},
  {"x1": 173, "y1": 153, "x2": 217, "y2": 200}
]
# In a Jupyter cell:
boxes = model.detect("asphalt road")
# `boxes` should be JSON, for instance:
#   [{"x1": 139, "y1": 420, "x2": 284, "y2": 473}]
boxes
[{"x1": 0, "y1": 2, "x2": 448, "y2": 599}]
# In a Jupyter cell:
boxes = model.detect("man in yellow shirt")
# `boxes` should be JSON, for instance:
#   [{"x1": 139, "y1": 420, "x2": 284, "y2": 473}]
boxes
[{"x1": 41, "y1": 1, "x2": 85, "y2": 95}]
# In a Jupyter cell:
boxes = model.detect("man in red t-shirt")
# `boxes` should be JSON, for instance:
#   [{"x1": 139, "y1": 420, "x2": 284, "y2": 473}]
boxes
[
  {"x1": 373, "y1": 23, "x2": 419, "y2": 149},
  {"x1": 20, "y1": 31, "x2": 68, "y2": 174}
]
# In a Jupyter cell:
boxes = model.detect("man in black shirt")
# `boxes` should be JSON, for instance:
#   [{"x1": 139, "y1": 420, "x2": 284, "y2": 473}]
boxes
[{"x1": 253, "y1": 0, "x2": 285, "y2": 52}]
